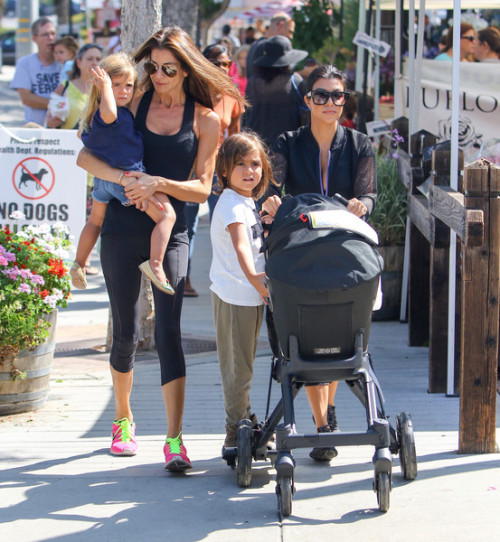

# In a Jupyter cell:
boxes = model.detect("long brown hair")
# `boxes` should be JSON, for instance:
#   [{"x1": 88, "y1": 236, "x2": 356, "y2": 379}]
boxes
[
  {"x1": 477, "y1": 26, "x2": 500, "y2": 58},
  {"x1": 80, "y1": 53, "x2": 138, "y2": 133},
  {"x1": 133, "y1": 25, "x2": 245, "y2": 111},
  {"x1": 215, "y1": 132, "x2": 276, "y2": 200}
]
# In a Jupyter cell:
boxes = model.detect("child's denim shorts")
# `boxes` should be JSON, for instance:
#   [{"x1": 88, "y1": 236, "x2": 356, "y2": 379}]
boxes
[{"x1": 93, "y1": 160, "x2": 145, "y2": 206}]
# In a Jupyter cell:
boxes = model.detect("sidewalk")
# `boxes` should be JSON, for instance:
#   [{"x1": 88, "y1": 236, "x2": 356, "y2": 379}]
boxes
[
  {"x1": 1, "y1": 68, "x2": 500, "y2": 542},
  {"x1": 1, "y1": 217, "x2": 499, "y2": 541}
]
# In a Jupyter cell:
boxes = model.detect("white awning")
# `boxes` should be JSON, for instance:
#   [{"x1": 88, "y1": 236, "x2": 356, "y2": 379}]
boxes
[
  {"x1": 241, "y1": 0, "x2": 304, "y2": 19},
  {"x1": 373, "y1": 0, "x2": 499, "y2": 8}
]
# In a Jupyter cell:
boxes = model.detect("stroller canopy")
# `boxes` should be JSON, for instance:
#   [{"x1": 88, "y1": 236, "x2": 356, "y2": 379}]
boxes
[{"x1": 264, "y1": 193, "x2": 384, "y2": 291}]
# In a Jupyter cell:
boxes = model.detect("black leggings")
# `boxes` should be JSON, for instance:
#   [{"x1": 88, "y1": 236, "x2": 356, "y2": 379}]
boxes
[{"x1": 101, "y1": 233, "x2": 189, "y2": 386}]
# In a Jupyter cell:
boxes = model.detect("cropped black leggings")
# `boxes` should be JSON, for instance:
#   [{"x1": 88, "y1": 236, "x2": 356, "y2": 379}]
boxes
[{"x1": 101, "y1": 233, "x2": 189, "y2": 386}]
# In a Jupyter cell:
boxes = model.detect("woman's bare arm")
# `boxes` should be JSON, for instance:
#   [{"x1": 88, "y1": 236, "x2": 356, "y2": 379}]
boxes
[{"x1": 77, "y1": 147, "x2": 124, "y2": 184}]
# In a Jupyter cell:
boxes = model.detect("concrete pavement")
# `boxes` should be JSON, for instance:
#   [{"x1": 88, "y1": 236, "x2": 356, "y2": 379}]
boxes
[{"x1": 1, "y1": 63, "x2": 500, "y2": 541}]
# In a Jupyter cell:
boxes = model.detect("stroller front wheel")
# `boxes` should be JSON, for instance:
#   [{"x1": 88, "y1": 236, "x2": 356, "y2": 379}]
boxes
[
  {"x1": 237, "y1": 420, "x2": 253, "y2": 487},
  {"x1": 396, "y1": 412, "x2": 418, "y2": 480},
  {"x1": 375, "y1": 472, "x2": 390, "y2": 513},
  {"x1": 277, "y1": 475, "x2": 293, "y2": 517}
]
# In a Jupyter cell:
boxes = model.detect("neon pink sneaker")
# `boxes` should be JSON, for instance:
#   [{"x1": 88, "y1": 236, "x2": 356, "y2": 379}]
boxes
[
  {"x1": 163, "y1": 432, "x2": 192, "y2": 471},
  {"x1": 110, "y1": 418, "x2": 138, "y2": 456}
]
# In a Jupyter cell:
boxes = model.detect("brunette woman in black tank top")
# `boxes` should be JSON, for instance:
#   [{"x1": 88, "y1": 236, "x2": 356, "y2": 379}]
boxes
[{"x1": 77, "y1": 26, "x2": 244, "y2": 471}]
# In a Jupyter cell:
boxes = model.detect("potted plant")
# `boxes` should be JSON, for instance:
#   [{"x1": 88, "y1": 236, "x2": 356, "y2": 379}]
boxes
[
  {"x1": 0, "y1": 212, "x2": 72, "y2": 414},
  {"x1": 369, "y1": 130, "x2": 408, "y2": 320}
]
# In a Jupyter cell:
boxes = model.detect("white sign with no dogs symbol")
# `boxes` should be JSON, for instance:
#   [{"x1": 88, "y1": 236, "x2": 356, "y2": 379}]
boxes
[
  {"x1": 0, "y1": 126, "x2": 86, "y2": 241},
  {"x1": 13, "y1": 157, "x2": 55, "y2": 200}
]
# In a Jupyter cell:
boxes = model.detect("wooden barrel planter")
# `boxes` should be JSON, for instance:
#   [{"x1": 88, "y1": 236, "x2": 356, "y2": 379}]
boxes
[
  {"x1": 372, "y1": 246, "x2": 404, "y2": 321},
  {"x1": 0, "y1": 310, "x2": 57, "y2": 415}
]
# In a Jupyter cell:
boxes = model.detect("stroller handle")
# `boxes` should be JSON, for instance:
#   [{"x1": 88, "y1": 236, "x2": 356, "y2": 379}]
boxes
[{"x1": 333, "y1": 193, "x2": 349, "y2": 207}]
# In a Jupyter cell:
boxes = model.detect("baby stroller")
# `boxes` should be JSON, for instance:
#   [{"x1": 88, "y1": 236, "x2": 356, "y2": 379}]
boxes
[{"x1": 223, "y1": 193, "x2": 417, "y2": 517}]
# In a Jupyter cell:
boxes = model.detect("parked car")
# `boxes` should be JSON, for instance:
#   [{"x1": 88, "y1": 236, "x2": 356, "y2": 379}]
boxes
[
  {"x1": 0, "y1": 30, "x2": 16, "y2": 66},
  {"x1": 4, "y1": 0, "x2": 16, "y2": 18}
]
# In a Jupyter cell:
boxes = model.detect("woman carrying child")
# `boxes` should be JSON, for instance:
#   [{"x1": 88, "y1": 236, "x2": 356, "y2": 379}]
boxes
[
  {"x1": 77, "y1": 26, "x2": 244, "y2": 469},
  {"x1": 210, "y1": 132, "x2": 276, "y2": 455},
  {"x1": 71, "y1": 53, "x2": 176, "y2": 294}
]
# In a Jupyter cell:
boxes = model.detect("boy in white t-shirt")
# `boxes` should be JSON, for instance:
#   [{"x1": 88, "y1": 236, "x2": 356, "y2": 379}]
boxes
[{"x1": 210, "y1": 133, "x2": 276, "y2": 457}]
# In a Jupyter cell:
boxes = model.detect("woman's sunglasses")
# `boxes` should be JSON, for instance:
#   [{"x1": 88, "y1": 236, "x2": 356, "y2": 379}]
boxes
[
  {"x1": 212, "y1": 60, "x2": 231, "y2": 69},
  {"x1": 307, "y1": 89, "x2": 350, "y2": 106},
  {"x1": 143, "y1": 60, "x2": 178, "y2": 78},
  {"x1": 461, "y1": 35, "x2": 475, "y2": 42}
]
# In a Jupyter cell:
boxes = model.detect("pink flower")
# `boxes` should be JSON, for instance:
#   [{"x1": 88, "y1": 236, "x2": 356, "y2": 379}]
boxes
[
  {"x1": 18, "y1": 283, "x2": 31, "y2": 294},
  {"x1": 19, "y1": 268, "x2": 33, "y2": 280},
  {"x1": 2, "y1": 268, "x2": 21, "y2": 280},
  {"x1": 30, "y1": 273, "x2": 45, "y2": 285}
]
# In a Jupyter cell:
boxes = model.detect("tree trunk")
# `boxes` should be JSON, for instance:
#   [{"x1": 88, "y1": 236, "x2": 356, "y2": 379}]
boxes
[
  {"x1": 104, "y1": 0, "x2": 163, "y2": 352},
  {"x1": 55, "y1": 0, "x2": 68, "y2": 26},
  {"x1": 121, "y1": 0, "x2": 163, "y2": 54},
  {"x1": 200, "y1": 0, "x2": 231, "y2": 48},
  {"x1": 162, "y1": 0, "x2": 199, "y2": 43}
]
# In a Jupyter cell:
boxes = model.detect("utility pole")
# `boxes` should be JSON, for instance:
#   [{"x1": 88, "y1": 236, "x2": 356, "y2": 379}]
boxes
[{"x1": 16, "y1": 0, "x2": 39, "y2": 60}]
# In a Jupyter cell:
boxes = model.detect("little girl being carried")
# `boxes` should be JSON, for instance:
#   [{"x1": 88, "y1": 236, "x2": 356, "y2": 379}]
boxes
[
  {"x1": 54, "y1": 36, "x2": 79, "y2": 82},
  {"x1": 71, "y1": 53, "x2": 176, "y2": 294},
  {"x1": 209, "y1": 132, "x2": 276, "y2": 456}
]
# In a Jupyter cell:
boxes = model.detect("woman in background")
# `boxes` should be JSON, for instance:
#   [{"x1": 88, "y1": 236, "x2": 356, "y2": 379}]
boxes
[
  {"x1": 47, "y1": 43, "x2": 103, "y2": 129},
  {"x1": 474, "y1": 27, "x2": 500, "y2": 62},
  {"x1": 434, "y1": 23, "x2": 475, "y2": 62}
]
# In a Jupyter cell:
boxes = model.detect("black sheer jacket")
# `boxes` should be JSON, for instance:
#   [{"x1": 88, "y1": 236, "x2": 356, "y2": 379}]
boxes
[{"x1": 269, "y1": 124, "x2": 377, "y2": 216}]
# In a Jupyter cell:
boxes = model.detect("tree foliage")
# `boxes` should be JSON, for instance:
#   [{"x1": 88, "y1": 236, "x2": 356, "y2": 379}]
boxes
[
  {"x1": 292, "y1": 0, "x2": 337, "y2": 55},
  {"x1": 292, "y1": 0, "x2": 360, "y2": 69},
  {"x1": 199, "y1": 0, "x2": 231, "y2": 47}
]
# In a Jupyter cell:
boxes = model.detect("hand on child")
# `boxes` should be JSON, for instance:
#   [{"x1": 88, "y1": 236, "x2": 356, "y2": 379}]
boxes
[
  {"x1": 91, "y1": 66, "x2": 112, "y2": 90},
  {"x1": 123, "y1": 172, "x2": 164, "y2": 212}
]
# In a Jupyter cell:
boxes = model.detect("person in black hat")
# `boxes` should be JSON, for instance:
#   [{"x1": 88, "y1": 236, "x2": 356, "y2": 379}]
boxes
[{"x1": 242, "y1": 35, "x2": 308, "y2": 148}]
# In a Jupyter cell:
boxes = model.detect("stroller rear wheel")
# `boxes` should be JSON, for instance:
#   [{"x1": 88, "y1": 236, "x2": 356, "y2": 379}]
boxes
[
  {"x1": 375, "y1": 471, "x2": 390, "y2": 513},
  {"x1": 237, "y1": 420, "x2": 253, "y2": 487},
  {"x1": 396, "y1": 412, "x2": 418, "y2": 480},
  {"x1": 277, "y1": 475, "x2": 293, "y2": 517}
]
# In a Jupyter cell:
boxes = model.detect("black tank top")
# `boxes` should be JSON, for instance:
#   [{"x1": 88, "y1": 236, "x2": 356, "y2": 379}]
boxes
[{"x1": 101, "y1": 89, "x2": 198, "y2": 238}]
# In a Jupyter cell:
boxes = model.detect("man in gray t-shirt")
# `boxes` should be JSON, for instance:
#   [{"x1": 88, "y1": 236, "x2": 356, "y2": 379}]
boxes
[{"x1": 10, "y1": 17, "x2": 60, "y2": 126}]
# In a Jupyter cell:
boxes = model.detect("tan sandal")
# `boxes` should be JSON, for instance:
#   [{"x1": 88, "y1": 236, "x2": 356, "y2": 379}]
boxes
[
  {"x1": 139, "y1": 260, "x2": 175, "y2": 295},
  {"x1": 70, "y1": 261, "x2": 87, "y2": 290}
]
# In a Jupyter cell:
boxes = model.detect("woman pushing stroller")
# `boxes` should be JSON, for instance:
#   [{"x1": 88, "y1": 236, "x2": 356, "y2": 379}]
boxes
[{"x1": 262, "y1": 64, "x2": 377, "y2": 461}]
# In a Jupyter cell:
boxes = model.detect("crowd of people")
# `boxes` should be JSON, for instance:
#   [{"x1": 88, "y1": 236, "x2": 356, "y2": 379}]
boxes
[{"x1": 7, "y1": 11, "x2": 498, "y2": 471}]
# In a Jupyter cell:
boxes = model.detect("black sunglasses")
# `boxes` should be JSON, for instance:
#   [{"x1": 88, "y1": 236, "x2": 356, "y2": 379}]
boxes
[
  {"x1": 143, "y1": 60, "x2": 178, "y2": 78},
  {"x1": 461, "y1": 35, "x2": 475, "y2": 42},
  {"x1": 212, "y1": 60, "x2": 231, "y2": 69},
  {"x1": 307, "y1": 89, "x2": 350, "y2": 106}
]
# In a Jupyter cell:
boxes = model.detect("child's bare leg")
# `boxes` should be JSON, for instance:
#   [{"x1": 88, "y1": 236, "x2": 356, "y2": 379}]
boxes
[
  {"x1": 75, "y1": 200, "x2": 107, "y2": 267},
  {"x1": 144, "y1": 193, "x2": 176, "y2": 284}
]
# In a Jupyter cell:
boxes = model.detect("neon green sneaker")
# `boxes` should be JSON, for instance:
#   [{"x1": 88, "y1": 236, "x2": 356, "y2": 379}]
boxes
[
  {"x1": 110, "y1": 418, "x2": 137, "y2": 456},
  {"x1": 163, "y1": 432, "x2": 192, "y2": 471}
]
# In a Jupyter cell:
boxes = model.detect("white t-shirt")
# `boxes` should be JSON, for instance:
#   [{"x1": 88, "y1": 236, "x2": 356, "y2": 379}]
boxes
[
  {"x1": 10, "y1": 53, "x2": 61, "y2": 125},
  {"x1": 210, "y1": 188, "x2": 265, "y2": 306}
]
